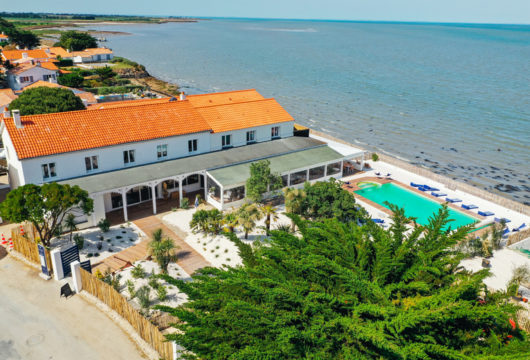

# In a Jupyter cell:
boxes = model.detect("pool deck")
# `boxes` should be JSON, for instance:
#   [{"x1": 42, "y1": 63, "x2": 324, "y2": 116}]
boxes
[{"x1": 343, "y1": 176, "x2": 485, "y2": 222}]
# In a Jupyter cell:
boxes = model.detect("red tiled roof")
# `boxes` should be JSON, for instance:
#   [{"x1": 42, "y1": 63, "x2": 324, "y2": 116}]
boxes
[
  {"x1": 3, "y1": 100, "x2": 211, "y2": 160},
  {"x1": 0, "y1": 89, "x2": 17, "y2": 109},
  {"x1": 1, "y1": 49, "x2": 50, "y2": 61},
  {"x1": 186, "y1": 89, "x2": 264, "y2": 107},
  {"x1": 87, "y1": 97, "x2": 172, "y2": 110},
  {"x1": 195, "y1": 98, "x2": 294, "y2": 133}
]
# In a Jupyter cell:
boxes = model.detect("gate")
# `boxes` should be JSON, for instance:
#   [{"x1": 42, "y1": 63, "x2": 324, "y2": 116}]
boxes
[
  {"x1": 60, "y1": 245, "x2": 80, "y2": 277},
  {"x1": 80, "y1": 260, "x2": 92, "y2": 273}
]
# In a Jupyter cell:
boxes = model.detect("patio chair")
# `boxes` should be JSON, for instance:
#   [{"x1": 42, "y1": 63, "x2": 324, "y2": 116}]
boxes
[
  {"x1": 410, "y1": 182, "x2": 421, "y2": 187},
  {"x1": 478, "y1": 210, "x2": 495, "y2": 217},
  {"x1": 375, "y1": 172, "x2": 381, "y2": 176},
  {"x1": 512, "y1": 223, "x2": 526, "y2": 232},
  {"x1": 60, "y1": 283, "x2": 74, "y2": 299},
  {"x1": 462, "y1": 204, "x2": 478, "y2": 210},
  {"x1": 385, "y1": 173, "x2": 391, "y2": 177},
  {"x1": 428, "y1": 186, "x2": 440, "y2": 192},
  {"x1": 446, "y1": 198, "x2": 462, "y2": 203},
  {"x1": 494, "y1": 217, "x2": 511, "y2": 223},
  {"x1": 372, "y1": 218, "x2": 385, "y2": 224},
  {"x1": 431, "y1": 192, "x2": 447, "y2": 197}
]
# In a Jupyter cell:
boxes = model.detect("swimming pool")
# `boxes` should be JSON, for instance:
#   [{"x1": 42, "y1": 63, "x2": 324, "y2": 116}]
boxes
[{"x1": 354, "y1": 182, "x2": 478, "y2": 229}]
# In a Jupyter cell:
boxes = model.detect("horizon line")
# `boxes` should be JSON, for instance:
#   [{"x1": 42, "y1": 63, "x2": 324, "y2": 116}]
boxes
[{"x1": 1, "y1": 11, "x2": 529, "y2": 26}]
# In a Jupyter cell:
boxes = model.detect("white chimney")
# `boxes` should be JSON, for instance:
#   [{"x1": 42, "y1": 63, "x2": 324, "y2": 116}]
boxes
[
  {"x1": 179, "y1": 91, "x2": 186, "y2": 101},
  {"x1": 22, "y1": 52, "x2": 28, "y2": 59},
  {"x1": 12, "y1": 110, "x2": 23, "y2": 129},
  {"x1": 3, "y1": 107, "x2": 9, "y2": 118},
  {"x1": 82, "y1": 99, "x2": 88, "y2": 107}
]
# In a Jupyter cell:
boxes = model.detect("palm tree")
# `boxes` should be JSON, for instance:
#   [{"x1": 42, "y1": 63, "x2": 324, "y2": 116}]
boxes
[
  {"x1": 190, "y1": 210, "x2": 211, "y2": 234},
  {"x1": 207, "y1": 209, "x2": 224, "y2": 235},
  {"x1": 149, "y1": 228, "x2": 178, "y2": 274},
  {"x1": 223, "y1": 211, "x2": 238, "y2": 233},
  {"x1": 65, "y1": 213, "x2": 77, "y2": 243},
  {"x1": 237, "y1": 203, "x2": 262, "y2": 240},
  {"x1": 259, "y1": 204, "x2": 278, "y2": 235},
  {"x1": 283, "y1": 187, "x2": 306, "y2": 231}
]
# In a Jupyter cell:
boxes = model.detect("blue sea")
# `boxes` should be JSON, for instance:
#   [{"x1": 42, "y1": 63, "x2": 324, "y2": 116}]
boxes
[{"x1": 83, "y1": 19, "x2": 530, "y2": 204}]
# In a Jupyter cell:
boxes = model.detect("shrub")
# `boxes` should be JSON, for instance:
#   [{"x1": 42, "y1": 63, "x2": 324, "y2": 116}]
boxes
[
  {"x1": 116, "y1": 235, "x2": 122, "y2": 239},
  {"x1": 103, "y1": 272, "x2": 121, "y2": 291},
  {"x1": 87, "y1": 253, "x2": 93, "y2": 258},
  {"x1": 157, "y1": 285, "x2": 167, "y2": 301},
  {"x1": 97, "y1": 218, "x2": 110, "y2": 233},
  {"x1": 74, "y1": 234, "x2": 84, "y2": 250},
  {"x1": 181, "y1": 197, "x2": 190, "y2": 209},
  {"x1": 372, "y1": 153, "x2": 379, "y2": 162},
  {"x1": 131, "y1": 265, "x2": 145, "y2": 279},
  {"x1": 94, "y1": 253, "x2": 100, "y2": 257},
  {"x1": 148, "y1": 278, "x2": 160, "y2": 290},
  {"x1": 96, "y1": 242, "x2": 102, "y2": 250},
  {"x1": 58, "y1": 72, "x2": 84, "y2": 88},
  {"x1": 136, "y1": 285, "x2": 151, "y2": 309},
  {"x1": 126, "y1": 280, "x2": 136, "y2": 299}
]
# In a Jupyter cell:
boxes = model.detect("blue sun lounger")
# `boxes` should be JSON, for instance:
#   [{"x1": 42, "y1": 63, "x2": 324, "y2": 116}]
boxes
[
  {"x1": 446, "y1": 198, "x2": 462, "y2": 203},
  {"x1": 512, "y1": 223, "x2": 526, "y2": 232},
  {"x1": 373, "y1": 218, "x2": 385, "y2": 224},
  {"x1": 462, "y1": 204, "x2": 478, "y2": 210},
  {"x1": 411, "y1": 182, "x2": 421, "y2": 187},
  {"x1": 502, "y1": 228, "x2": 510, "y2": 236},
  {"x1": 478, "y1": 210, "x2": 494, "y2": 216},
  {"x1": 418, "y1": 186, "x2": 428, "y2": 191},
  {"x1": 494, "y1": 217, "x2": 511, "y2": 223},
  {"x1": 428, "y1": 187, "x2": 440, "y2": 192},
  {"x1": 375, "y1": 172, "x2": 381, "y2": 176},
  {"x1": 431, "y1": 192, "x2": 447, "y2": 197}
]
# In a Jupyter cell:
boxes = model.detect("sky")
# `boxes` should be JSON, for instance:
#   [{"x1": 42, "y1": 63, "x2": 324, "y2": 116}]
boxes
[{"x1": 3, "y1": 0, "x2": 530, "y2": 24}]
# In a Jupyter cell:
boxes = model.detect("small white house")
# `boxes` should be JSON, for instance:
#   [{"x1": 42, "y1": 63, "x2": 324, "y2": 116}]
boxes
[
  {"x1": 7, "y1": 63, "x2": 59, "y2": 91},
  {"x1": 72, "y1": 48, "x2": 114, "y2": 63}
]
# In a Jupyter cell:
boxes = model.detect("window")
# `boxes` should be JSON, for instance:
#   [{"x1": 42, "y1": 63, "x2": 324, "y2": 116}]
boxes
[
  {"x1": 289, "y1": 170, "x2": 307, "y2": 186},
  {"x1": 85, "y1": 156, "x2": 99, "y2": 172},
  {"x1": 20, "y1": 76, "x2": 34, "y2": 83},
  {"x1": 309, "y1": 166, "x2": 325, "y2": 180},
  {"x1": 271, "y1": 126, "x2": 280, "y2": 139},
  {"x1": 246, "y1": 130, "x2": 256, "y2": 144},
  {"x1": 41, "y1": 163, "x2": 56, "y2": 179},
  {"x1": 188, "y1": 139, "x2": 198, "y2": 153},
  {"x1": 123, "y1": 150, "x2": 135, "y2": 165},
  {"x1": 222, "y1": 134, "x2": 232, "y2": 148},
  {"x1": 157, "y1": 144, "x2": 168, "y2": 159},
  {"x1": 326, "y1": 162, "x2": 342, "y2": 176},
  {"x1": 43, "y1": 74, "x2": 55, "y2": 81},
  {"x1": 183, "y1": 174, "x2": 199, "y2": 186}
]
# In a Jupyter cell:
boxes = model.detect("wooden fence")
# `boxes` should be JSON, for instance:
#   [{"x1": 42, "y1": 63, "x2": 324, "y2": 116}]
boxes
[
  {"x1": 507, "y1": 228, "x2": 530, "y2": 246},
  {"x1": 79, "y1": 268, "x2": 174, "y2": 360},
  {"x1": 10, "y1": 225, "x2": 53, "y2": 274}
]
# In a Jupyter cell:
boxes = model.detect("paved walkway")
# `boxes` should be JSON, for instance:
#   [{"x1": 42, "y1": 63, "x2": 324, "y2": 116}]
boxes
[
  {"x1": 134, "y1": 215, "x2": 211, "y2": 275},
  {"x1": 0, "y1": 255, "x2": 147, "y2": 360}
]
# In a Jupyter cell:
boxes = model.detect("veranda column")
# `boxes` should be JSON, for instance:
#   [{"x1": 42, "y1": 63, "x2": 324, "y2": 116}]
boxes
[
  {"x1": 121, "y1": 191, "x2": 128, "y2": 222},
  {"x1": 179, "y1": 178, "x2": 183, "y2": 207},
  {"x1": 360, "y1": 153, "x2": 365, "y2": 170},
  {"x1": 203, "y1": 175, "x2": 207, "y2": 200},
  {"x1": 151, "y1": 185, "x2": 157, "y2": 215}
]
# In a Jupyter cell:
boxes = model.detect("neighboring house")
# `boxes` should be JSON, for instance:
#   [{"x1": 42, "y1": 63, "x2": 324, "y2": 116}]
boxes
[
  {"x1": 0, "y1": 33, "x2": 9, "y2": 42},
  {"x1": 22, "y1": 80, "x2": 97, "y2": 105},
  {"x1": 7, "y1": 62, "x2": 59, "y2": 90},
  {"x1": 0, "y1": 89, "x2": 361, "y2": 227},
  {"x1": 1, "y1": 49, "x2": 52, "y2": 63},
  {"x1": 0, "y1": 88, "x2": 17, "y2": 110},
  {"x1": 71, "y1": 48, "x2": 114, "y2": 63},
  {"x1": 42, "y1": 46, "x2": 73, "y2": 61}
]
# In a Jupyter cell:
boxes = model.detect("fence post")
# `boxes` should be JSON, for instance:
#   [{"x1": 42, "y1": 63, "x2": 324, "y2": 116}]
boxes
[
  {"x1": 71, "y1": 261, "x2": 82, "y2": 293},
  {"x1": 51, "y1": 249, "x2": 64, "y2": 281}
]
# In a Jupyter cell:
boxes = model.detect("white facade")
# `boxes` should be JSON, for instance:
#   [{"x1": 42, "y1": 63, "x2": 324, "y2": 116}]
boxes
[
  {"x1": 7, "y1": 66, "x2": 58, "y2": 91},
  {"x1": 73, "y1": 53, "x2": 113, "y2": 63}
]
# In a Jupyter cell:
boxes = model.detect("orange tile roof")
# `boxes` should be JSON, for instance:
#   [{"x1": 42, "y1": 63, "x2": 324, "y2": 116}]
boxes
[
  {"x1": 1, "y1": 49, "x2": 50, "y2": 61},
  {"x1": 186, "y1": 89, "x2": 264, "y2": 108},
  {"x1": 3, "y1": 100, "x2": 211, "y2": 160},
  {"x1": 0, "y1": 89, "x2": 17, "y2": 109},
  {"x1": 39, "y1": 62, "x2": 59, "y2": 71},
  {"x1": 10, "y1": 62, "x2": 58, "y2": 75},
  {"x1": 195, "y1": 98, "x2": 294, "y2": 133},
  {"x1": 22, "y1": 80, "x2": 62, "y2": 90},
  {"x1": 45, "y1": 46, "x2": 71, "y2": 58},
  {"x1": 0, "y1": 34, "x2": 8, "y2": 40},
  {"x1": 87, "y1": 97, "x2": 173, "y2": 110}
]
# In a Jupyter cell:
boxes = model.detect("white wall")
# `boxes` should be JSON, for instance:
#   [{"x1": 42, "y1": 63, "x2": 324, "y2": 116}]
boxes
[
  {"x1": 210, "y1": 121, "x2": 294, "y2": 151},
  {"x1": 8, "y1": 66, "x2": 58, "y2": 91},
  {"x1": 1, "y1": 128, "x2": 24, "y2": 187},
  {"x1": 20, "y1": 131, "x2": 212, "y2": 185}
]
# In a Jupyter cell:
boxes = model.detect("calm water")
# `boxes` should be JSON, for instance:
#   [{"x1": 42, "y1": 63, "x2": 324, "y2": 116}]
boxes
[
  {"x1": 85, "y1": 19, "x2": 530, "y2": 204},
  {"x1": 355, "y1": 182, "x2": 477, "y2": 228}
]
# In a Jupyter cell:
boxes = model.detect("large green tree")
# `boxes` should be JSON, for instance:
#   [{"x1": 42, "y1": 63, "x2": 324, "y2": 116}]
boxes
[
  {"x1": 55, "y1": 30, "x2": 97, "y2": 51},
  {"x1": 8, "y1": 87, "x2": 86, "y2": 115},
  {"x1": 246, "y1": 159, "x2": 283, "y2": 203},
  {"x1": 0, "y1": 183, "x2": 93, "y2": 247},
  {"x1": 301, "y1": 178, "x2": 366, "y2": 223},
  {"x1": 158, "y1": 207, "x2": 529, "y2": 359},
  {"x1": 0, "y1": 17, "x2": 39, "y2": 49},
  {"x1": 57, "y1": 73, "x2": 85, "y2": 88}
]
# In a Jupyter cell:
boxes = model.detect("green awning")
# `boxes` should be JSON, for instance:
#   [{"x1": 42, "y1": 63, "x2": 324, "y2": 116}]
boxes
[
  {"x1": 59, "y1": 136, "x2": 328, "y2": 194},
  {"x1": 207, "y1": 146, "x2": 343, "y2": 188}
]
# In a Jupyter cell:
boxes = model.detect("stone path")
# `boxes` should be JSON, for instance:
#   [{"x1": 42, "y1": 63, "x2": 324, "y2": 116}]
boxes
[{"x1": 134, "y1": 215, "x2": 211, "y2": 275}]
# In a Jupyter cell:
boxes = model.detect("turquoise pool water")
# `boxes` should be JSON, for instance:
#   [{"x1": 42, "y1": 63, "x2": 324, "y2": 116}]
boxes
[
  {"x1": 520, "y1": 249, "x2": 530, "y2": 258},
  {"x1": 355, "y1": 183, "x2": 478, "y2": 229}
]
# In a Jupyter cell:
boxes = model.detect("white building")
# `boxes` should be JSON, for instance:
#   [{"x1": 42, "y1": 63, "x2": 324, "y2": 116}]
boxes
[
  {"x1": 0, "y1": 89, "x2": 365, "y2": 228},
  {"x1": 7, "y1": 62, "x2": 59, "y2": 91},
  {"x1": 72, "y1": 48, "x2": 114, "y2": 63}
]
